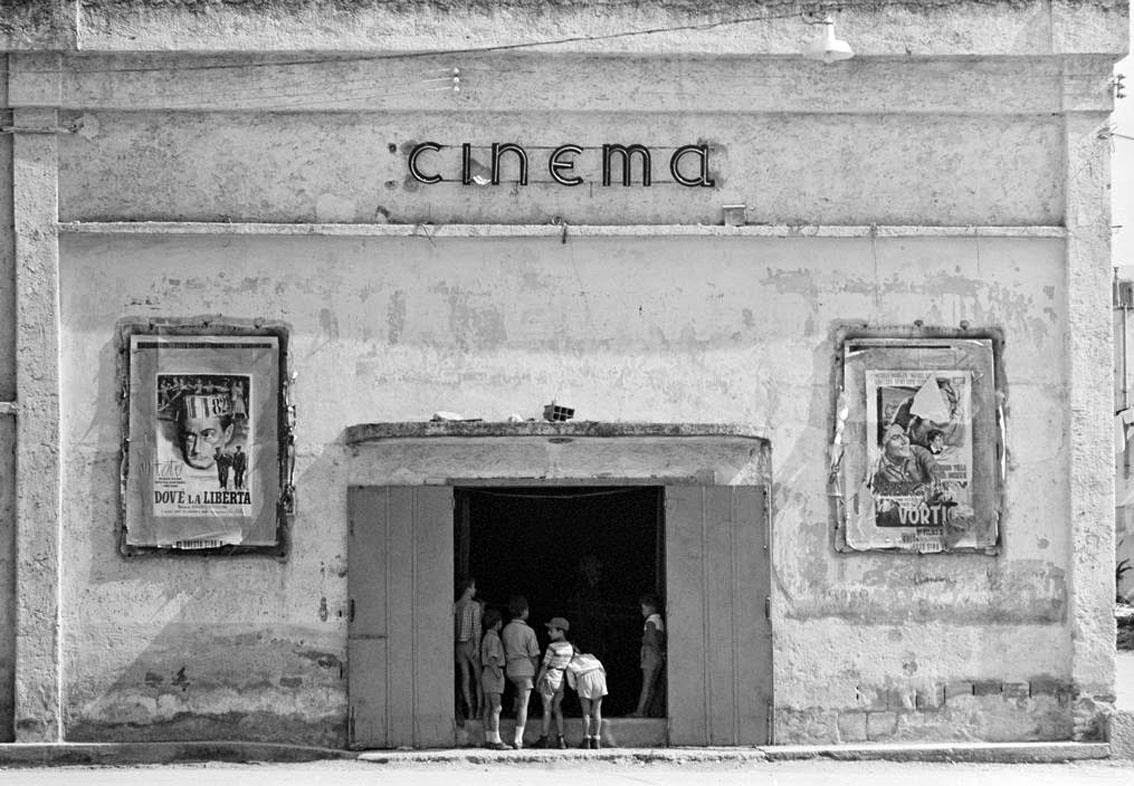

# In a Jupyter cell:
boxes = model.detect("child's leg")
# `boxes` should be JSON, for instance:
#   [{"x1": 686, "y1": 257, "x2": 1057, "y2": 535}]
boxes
[
  {"x1": 579, "y1": 698, "x2": 592, "y2": 741},
  {"x1": 540, "y1": 690, "x2": 553, "y2": 736},
  {"x1": 634, "y1": 662, "x2": 660, "y2": 715},
  {"x1": 456, "y1": 648, "x2": 475, "y2": 718},
  {"x1": 475, "y1": 673, "x2": 485, "y2": 719},
  {"x1": 486, "y1": 693, "x2": 502, "y2": 743},
  {"x1": 514, "y1": 687, "x2": 531, "y2": 747},
  {"x1": 592, "y1": 697, "x2": 603, "y2": 745},
  {"x1": 551, "y1": 691, "x2": 564, "y2": 738}
]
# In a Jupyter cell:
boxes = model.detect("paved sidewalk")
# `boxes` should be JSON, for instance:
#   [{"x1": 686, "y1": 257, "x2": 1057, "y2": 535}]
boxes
[
  {"x1": 358, "y1": 741, "x2": 1109, "y2": 765},
  {"x1": 3, "y1": 758, "x2": 1134, "y2": 786},
  {"x1": 0, "y1": 740, "x2": 1110, "y2": 769}
]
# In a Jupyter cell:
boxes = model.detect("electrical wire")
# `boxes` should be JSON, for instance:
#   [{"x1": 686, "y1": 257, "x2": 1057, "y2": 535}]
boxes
[{"x1": 7, "y1": 0, "x2": 1046, "y2": 76}]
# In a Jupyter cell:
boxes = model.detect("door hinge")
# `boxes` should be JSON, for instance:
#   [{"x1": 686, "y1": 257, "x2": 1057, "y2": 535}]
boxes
[
  {"x1": 349, "y1": 598, "x2": 355, "y2": 624},
  {"x1": 764, "y1": 595, "x2": 771, "y2": 620},
  {"x1": 762, "y1": 486, "x2": 771, "y2": 551}
]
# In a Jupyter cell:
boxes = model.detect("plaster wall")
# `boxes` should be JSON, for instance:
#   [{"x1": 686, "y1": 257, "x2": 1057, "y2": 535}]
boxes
[
  {"x1": 0, "y1": 53, "x2": 17, "y2": 742},
  {"x1": 59, "y1": 232, "x2": 1069, "y2": 743},
  {"x1": 3, "y1": 0, "x2": 1123, "y2": 749}
]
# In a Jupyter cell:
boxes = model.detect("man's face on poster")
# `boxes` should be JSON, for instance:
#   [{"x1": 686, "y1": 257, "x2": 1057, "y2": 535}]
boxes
[
  {"x1": 884, "y1": 432, "x2": 912, "y2": 461},
  {"x1": 177, "y1": 396, "x2": 234, "y2": 469}
]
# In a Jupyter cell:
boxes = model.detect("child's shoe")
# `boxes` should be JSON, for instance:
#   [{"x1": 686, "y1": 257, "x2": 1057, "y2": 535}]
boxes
[
  {"x1": 532, "y1": 735, "x2": 549, "y2": 749},
  {"x1": 593, "y1": 736, "x2": 602, "y2": 749},
  {"x1": 556, "y1": 735, "x2": 567, "y2": 749},
  {"x1": 580, "y1": 738, "x2": 592, "y2": 749}
]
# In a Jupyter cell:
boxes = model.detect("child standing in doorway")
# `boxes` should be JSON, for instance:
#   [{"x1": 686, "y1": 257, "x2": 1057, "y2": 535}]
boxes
[
  {"x1": 631, "y1": 593, "x2": 665, "y2": 718},
  {"x1": 479, "y1": 608, "x2": 511, "y2": 750},
  {"x1": 453, "y1": 577, "x2": 483, "y2": 721},
  {"x1": 532, "y1": 617, "x2": 574, "y2": 749},
  {"x1": 566, "y1": 648, "x2": 607, "y2": 748},
  {"x1": 501, "y1": 595, "x2": 540, "y2": 749}
]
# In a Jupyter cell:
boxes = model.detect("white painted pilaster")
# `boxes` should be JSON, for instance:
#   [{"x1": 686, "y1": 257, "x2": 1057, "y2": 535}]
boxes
[
  {"x1": 1062, "y1": 58, "x2": 1118, "y2": 739},
  {"x1": 10, "y1": 53, "x2": 62, "y2": 742}
]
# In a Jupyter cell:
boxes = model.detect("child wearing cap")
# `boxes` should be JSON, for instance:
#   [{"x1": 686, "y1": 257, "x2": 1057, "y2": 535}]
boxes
[{"x1": 532, "y1": 616, "x2": 574, "y2": 749}]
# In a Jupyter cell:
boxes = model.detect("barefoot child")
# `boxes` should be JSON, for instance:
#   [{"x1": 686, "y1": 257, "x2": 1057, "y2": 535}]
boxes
[
  {"x1": 631, "y1": 593, "x2": 665, "y2": 718},
  {"x1": 501, "y1": 595, "x2": 540, "y2": 749},
  {"x1": 479, "y1": 608, "x2": 511, "y2": 749},
  {"x1": 566, "y1": 649, "x2": 607, "y2": 748},
  {"x1": 532, "y1": 616, "x2": 574, "y2": 749}
]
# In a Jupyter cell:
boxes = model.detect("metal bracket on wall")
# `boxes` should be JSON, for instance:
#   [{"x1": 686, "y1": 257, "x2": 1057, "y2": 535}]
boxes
[{"x1": 0, "y1": 402, "x2": 17, "y2": 416}]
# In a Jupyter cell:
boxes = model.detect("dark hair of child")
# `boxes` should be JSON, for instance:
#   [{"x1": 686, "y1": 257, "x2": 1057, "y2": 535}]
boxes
[
  {"x1": 639, "y1": 593, "x2": 660, "y2": 611},
  {"x1": 455, "y1": 576, "x2": 475, "y2": 599},
  {"x1": 508, "y1": 595, "x2": 529, "y2": 619},
  {"x1": 483, "y1": 607, "x2": 502, "y2": 630}
]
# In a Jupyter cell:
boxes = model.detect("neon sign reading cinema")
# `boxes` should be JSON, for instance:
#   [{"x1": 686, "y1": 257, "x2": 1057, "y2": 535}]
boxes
[{"x1": 407, "y1": 142, "x2": 715, "y2": 187}]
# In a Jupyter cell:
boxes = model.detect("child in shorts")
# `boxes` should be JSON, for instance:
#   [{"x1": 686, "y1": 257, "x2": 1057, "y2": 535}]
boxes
[
  {"x1": 532, "y1": 616, "x2": 574, "y2": 749},
  {"x1": 479, "y1": 608, "x2": 510, "y2": 750},
  {"x1": 631, "y1": 593, "x2": 666, "y2": 718},
  {"x1": 566, "y1": 649, "x2": 608, "y2": 749},
  {"x1": 501, "y1": 595, "x2": 540, "y2": 749}
]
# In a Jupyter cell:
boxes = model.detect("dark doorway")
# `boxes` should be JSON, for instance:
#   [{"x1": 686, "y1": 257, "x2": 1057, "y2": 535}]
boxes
[{"x1": 454, "y1": 485, "x2": 664, "y2": 718}]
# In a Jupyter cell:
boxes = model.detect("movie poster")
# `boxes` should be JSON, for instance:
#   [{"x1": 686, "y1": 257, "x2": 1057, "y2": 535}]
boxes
[
  {"x1": 862, "y1": 370, "x2": 974, "y2": 553},
  {"x1": 124, "y1": 335, "x2": 280, "y2": 549},
  {"x1": 839, "y1": 338, "x2": 1000, "y2": 553}
]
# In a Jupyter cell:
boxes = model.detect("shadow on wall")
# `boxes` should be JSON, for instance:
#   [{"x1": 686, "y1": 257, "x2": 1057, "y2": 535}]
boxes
[
  {"x1": 61, "y1": 338, "x2": 348, "y2": 746},
  {"x1": 64, "y1": 619, "x2": 347, "y2": 746}
]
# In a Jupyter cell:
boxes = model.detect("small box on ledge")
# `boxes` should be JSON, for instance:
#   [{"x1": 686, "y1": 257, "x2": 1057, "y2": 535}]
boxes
[{"x1": 542, "y1": 402, "x2": 575, "y2": 422}]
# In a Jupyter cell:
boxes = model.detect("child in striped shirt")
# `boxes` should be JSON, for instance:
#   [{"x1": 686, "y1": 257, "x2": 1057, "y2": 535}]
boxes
[{"x1": 532, "y1": 616, "x2": 574, "y2": 749}]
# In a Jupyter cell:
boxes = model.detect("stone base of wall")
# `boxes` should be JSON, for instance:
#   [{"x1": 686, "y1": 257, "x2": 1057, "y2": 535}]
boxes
[
  {"x1": 1109, "y1": 711, "x2": 1134, "y2": 759},
  {"x1": 63, "y1": 624, "x2": 347, "y2": 748},
  {"x1": 65, "y1": 712, "x2": 345, "y2": 749},
  {"x1": 777, "y1": 679, "x2": 1083, "y2": 745}
]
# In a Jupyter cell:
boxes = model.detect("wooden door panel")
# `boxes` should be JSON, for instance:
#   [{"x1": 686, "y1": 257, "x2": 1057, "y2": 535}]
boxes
[
  {"x1": 665, "y1": 486, "x2": 709, "y2": 746},
  {"x1": 348, "y1": 485, "x2": 454, "y2": 749},
  {"x1": 665, "y1": 485, "x2": 770, "y2": 746}
]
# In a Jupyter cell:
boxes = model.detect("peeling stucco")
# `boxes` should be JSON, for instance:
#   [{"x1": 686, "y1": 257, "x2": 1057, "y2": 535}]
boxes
[{"x1": 0, "y1": 0, "x2": 1124, "y2": 749}]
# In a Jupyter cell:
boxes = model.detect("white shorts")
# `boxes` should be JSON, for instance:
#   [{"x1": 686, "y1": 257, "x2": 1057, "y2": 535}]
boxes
[{"x1": 574, "y1": 670, "x2": 608, "y2": 701}]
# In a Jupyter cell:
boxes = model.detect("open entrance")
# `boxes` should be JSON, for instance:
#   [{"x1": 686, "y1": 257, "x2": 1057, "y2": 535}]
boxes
[{"x1": 454, "y1": 485, "x2": 665, "y2": 719}]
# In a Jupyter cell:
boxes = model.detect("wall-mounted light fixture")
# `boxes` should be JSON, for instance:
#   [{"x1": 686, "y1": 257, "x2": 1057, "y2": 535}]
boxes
[{"x1": 804, "y1": 15, "x2": 854, "y2": 63}]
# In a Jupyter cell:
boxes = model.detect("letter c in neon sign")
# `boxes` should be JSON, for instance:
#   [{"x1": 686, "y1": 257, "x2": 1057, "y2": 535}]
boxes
[{"x1": 408, "y1": 142, "x2": 443, "y2": 184}]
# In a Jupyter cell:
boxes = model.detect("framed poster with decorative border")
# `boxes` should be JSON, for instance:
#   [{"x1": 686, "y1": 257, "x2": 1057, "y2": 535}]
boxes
[
  {"x1": 120, "y1": 324, "x2": 289, "y2": 554},
  {"x1": 834, "y1": 331, "x2": 1002, "y2": 554}
]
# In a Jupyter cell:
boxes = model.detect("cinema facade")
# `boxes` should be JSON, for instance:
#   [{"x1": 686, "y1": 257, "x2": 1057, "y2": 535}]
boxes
[{"x1": 0, "y1": 0, "x2": 1127, "y2": 751}]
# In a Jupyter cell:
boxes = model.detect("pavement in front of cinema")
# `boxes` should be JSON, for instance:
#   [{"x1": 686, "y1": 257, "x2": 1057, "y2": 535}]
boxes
[{"x1": 2, "y1": 759, "x2": 1134, "y2": 786}]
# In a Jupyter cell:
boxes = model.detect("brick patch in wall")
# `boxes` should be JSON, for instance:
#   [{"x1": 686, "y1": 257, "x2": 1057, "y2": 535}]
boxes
[
  {"x1": 836, "y1": 710, "x2": 868, "y2": 743},
  {"x1": 832, "y1": 677, "x2": 1075, "y2": 744},
  {"x1": 1003, "y1": 681, "x2": 1030, "y2": 701},
  {"x1": 915, "y1": 684, "x2": 945, "y2": 710},
  {"x1": 973, "y1": 680, "x2": 1004, "y2": 697},
  {"x1": 866, "y1": 711, "x2": 898, "y2": 740},
  {"x1": 946, "y1": 681, "x2": 974, "y2": 700}
]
